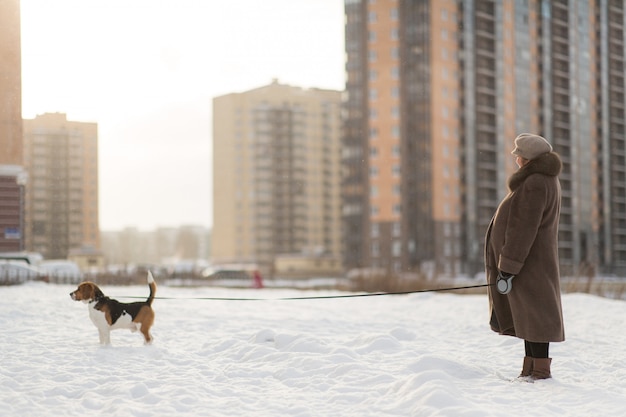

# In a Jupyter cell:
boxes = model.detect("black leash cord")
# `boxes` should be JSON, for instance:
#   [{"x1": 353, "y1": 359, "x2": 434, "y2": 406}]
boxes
[{"x1": 114, "y1": 283, "x2": 492, "y2": 301}]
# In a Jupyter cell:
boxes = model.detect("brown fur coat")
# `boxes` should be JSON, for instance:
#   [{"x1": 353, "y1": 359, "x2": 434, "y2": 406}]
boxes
[{"x1": 484, "y1": 152, "x2": 565, "y2": 342}]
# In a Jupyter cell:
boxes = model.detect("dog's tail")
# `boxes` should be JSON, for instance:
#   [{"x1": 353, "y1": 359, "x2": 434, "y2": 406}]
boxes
[{"x1": 146, "y1": 271, "x2": 157, "y2": 306}]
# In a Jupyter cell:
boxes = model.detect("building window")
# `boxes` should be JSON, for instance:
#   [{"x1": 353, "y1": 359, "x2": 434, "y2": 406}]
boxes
[
  {"x1": 392, "y1": 222, "x2": 401, "y2": 236},
  {"x1": 371, "y1": 223, "x2": 379, "y2": 238},
  {"x1": 371, "y1": 241, "x2": 380, "y2": 257},
  {"x1": 392, "y1": 240, "x2": 402, "y2": 257},
  {"x1": 343, "y1": 204, "x2": 362, "y2": 215}
]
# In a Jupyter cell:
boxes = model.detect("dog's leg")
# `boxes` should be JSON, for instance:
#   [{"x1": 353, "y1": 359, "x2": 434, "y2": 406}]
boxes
[
  {"x1": 134, "y1": 306, "x2": 154, "y2": 345},
  {"x1": 98, "y1": 328, "x2": 111, "y2": 345},
  {"x1": 140, "y1": 326, "x2": 153, "y2": 344}
]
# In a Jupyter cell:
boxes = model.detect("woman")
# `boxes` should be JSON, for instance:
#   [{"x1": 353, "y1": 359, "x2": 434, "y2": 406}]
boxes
[{"x1": 484, "y1": 133, "x2": 565, "y2": 380}]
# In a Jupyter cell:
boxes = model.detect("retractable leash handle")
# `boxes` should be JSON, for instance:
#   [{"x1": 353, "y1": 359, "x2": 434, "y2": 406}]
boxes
[{"x1": 496, "y1": 271, "x2": 515, "y2": 295}]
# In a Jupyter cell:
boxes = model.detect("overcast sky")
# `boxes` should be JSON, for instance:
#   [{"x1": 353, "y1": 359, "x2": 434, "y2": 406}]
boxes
[{"x1": 20, "y1": 0, "x2": 345, "y2": 231}]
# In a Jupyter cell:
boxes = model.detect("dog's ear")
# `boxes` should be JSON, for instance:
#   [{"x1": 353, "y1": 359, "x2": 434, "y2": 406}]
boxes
[
  {"x1": 93, "y1": 286, "x2": 104, "y2": 300},
  {"x1": 80, "y1": 283, "x2": 93, "y2": 300}
]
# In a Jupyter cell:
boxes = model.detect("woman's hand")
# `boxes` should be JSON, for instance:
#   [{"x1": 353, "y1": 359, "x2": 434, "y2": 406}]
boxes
[{"x1": 496, "y1": 271, "x2": 515, "y2": 294}]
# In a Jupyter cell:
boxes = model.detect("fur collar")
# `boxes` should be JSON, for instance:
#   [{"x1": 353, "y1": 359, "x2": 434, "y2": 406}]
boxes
[{"x1": 508, "y1": 152, "x2": 562, "y2": 191}]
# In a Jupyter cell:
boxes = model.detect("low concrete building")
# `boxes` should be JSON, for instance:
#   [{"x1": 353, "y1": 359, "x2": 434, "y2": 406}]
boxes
[{"x1": 0, "y1": 165, "x2": 27, "y2": 252}]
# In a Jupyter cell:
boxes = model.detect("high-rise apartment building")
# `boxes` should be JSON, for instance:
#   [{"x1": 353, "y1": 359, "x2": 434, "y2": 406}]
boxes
[
  {"x1": 0, "y1": 0, "x2": 25, "y2": 252},
  {"x1": 0, "y1": 0, "x2": 22, "y2": 166},
  {"x1": 23, "y1": 113, "x2": 100, "y2": 259},
  {"x1": 212, "y1": 81, "x2": 342, "y2": 275},
  {"x1": 595, "y1": 0, "x2": 626, "y2": 276},
  {"x1": 343, "y1": 0, "x2": 626, "y2": 277}
]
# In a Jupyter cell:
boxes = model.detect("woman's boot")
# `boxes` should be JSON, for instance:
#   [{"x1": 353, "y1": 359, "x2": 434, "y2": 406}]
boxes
[
  {"x1": 519, "y1": 356, "x2": 533, "y2": 377},
  {"x1": 531, "y1": 358, "x2": 552, "y2": 380}
]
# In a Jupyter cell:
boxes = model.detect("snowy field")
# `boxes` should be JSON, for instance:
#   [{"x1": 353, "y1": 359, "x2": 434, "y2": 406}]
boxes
[{"x1": 1, "y1": 282, "x2": 625, "y2": 417}]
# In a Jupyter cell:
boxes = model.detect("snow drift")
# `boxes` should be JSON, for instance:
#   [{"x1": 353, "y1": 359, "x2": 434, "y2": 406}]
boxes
[{"x1": 1, "y1": 282, "x2": 625, "y2": 416}]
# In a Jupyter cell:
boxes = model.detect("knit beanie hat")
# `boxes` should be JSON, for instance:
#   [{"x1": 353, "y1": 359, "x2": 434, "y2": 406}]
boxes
[{"x1": 511, "y1": 133, "x2": 553, "y2": 160}]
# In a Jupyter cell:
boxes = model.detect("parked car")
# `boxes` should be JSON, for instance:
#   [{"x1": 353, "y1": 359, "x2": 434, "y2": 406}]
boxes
[
  {"x1": 38, "y1": 260, "x2": 83, "y2": 284},
  {"x1": 0, "y1": 260, "x2": 44, "y2": 285}
]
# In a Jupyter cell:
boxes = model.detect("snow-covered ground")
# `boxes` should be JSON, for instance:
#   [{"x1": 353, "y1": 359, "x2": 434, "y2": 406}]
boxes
[{"x1": 1, "y1": 281, "x2": 625, "y2": 416}]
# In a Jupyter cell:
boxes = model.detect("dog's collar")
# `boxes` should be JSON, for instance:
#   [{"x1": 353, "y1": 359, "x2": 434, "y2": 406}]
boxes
[{"x1": 93, "y1": 293, "x2": 105, "y2": 303}]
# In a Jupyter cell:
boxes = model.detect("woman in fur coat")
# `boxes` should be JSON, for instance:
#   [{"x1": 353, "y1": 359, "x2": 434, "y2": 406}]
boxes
[{"x1": 484, "y1": 133, "x2": 565, "y2": 380}]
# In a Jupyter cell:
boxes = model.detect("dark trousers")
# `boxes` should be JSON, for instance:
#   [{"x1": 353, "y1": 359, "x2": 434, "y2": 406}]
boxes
[{"x1": 525, "y1": 340, "x2": 549, "y2": 358}]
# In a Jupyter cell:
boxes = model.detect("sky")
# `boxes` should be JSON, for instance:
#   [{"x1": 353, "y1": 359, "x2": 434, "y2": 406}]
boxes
[{"x1": 20, "y1": 0, "x2": 345, "y2": 231}]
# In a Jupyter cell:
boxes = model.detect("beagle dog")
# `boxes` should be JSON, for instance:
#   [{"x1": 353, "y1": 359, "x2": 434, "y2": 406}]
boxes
[{"x1": 70, "y1": 271, "x2": 156, "y2": 345}]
